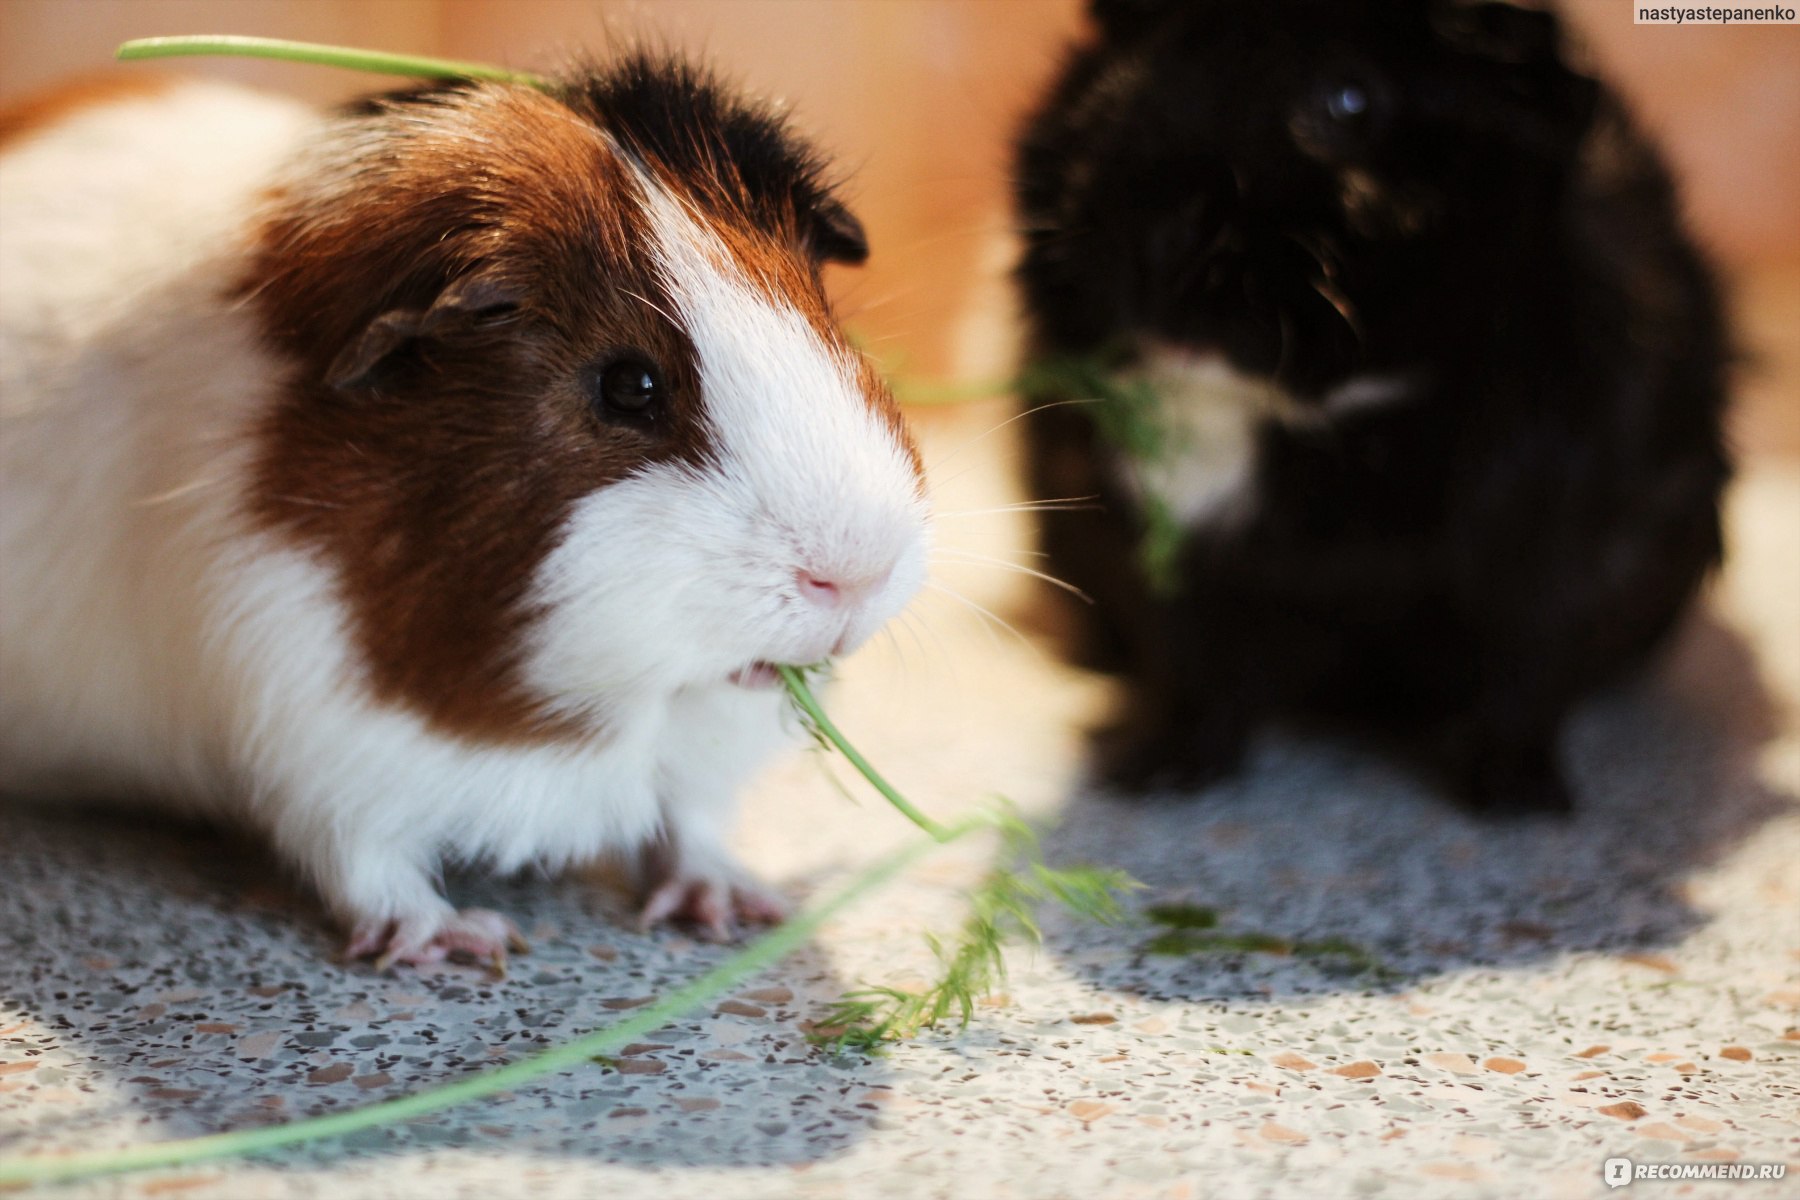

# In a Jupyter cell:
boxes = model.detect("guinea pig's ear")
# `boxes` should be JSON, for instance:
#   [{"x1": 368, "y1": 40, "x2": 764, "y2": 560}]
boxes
[
  {"x1": 1089, "y1": 0, "x2": 1173, "y2": 38},
  {"x1": 1432, "y1": 1, "x2": 1562, "y2": 65},
  {"x1": 1432, "y1": 0, "x2": 1601, "y2": 151},
  {"x1": 803, "y1": 195, "x2": 869, "y2": 266},
  {"x1": 326, "y1": 272, "x2": 524, "y2": 392}
]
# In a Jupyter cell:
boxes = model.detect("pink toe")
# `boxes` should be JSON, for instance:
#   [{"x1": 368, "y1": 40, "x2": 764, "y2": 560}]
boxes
[
  {"x1": 639, "y1": 882, "x2": 689, "y2": 929},
  {"x1": 350, "y1": 909, "x2": 525, "y2": 972},
  {"x1": 734, "y1": 890, "x2": 788, "y2": 926},
  {"x1": 693, "y1": 889, "x2": 732, "y2": 938},
  {"x1": 344, "y1": 922, "x2": 392, "y2": 960}
]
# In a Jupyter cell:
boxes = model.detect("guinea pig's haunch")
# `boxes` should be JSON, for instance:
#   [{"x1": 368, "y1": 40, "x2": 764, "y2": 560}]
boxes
[
  {"x1": 1015, "y1": 0, "x2": 1730, "y2": 814},
  {"x1": 0, "y1": 57, "x2": 930, "y2": 967}
]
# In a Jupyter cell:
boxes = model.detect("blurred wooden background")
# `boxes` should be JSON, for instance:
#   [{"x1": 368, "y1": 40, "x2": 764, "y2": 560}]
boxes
[{"x1": 2, "y1": 0, "x2": 1795, "y2": 456}]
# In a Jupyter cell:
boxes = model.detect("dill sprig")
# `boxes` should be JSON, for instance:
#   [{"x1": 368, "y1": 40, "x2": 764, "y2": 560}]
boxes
[
  {"x1": 777, "y1": 666, "x2": 1137, "y2": 1052},
  {"x1": 812, "y1": 828, "x2": 1133, "y2": 1053}
]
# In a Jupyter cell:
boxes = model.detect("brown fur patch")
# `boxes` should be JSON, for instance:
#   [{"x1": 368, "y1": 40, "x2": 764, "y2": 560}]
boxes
[
  {"x1": 244, "y1": 72, "x2": 914, "y2": 745},
  {"x1": 244, "y1": 85, "x2": 711, "y2": 743},
  {"x1": 0, "y1": 71, "x2": 176, "y2": 151}
]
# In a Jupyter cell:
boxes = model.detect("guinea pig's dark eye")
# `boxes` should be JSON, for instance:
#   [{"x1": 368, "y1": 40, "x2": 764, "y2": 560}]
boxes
[
  {"x1": 1325, "y1": 83, "x2": 1370, "y2": 123},
  {"x1": 590, "y1": 357, "x2": 664, "y2": 425},
  {"x1": 1292, "y1": 69, "x2": 1393, "y2": 160}
]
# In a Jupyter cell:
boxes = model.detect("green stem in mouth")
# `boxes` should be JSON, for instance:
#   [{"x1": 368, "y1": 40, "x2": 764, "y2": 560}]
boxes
[{"x1": 776, "y1": 664, "x2": 955, "y2": 841}]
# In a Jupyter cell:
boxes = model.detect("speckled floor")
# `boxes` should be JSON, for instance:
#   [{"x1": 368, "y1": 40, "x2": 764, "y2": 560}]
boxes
[{"x1": 4, "y1": 427, "x2": 1797, "y2": 1198}]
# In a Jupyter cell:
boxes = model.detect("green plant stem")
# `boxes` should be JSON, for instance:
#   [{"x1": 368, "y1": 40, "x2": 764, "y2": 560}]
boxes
[
  {"x1": 777, "y1": 666, "x2": 954, "y2": 842},
  {"x1": 116, "y1": 36, "x2": 550, "y2": 89},
  {"x1": 0, "y1": 819, "x2": 981, "y2": 1189}
]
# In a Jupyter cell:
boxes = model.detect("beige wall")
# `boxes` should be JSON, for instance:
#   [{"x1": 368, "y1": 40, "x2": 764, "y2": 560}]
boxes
[
  {"x1": 0, "y1": 0, "x2": 1084, "y2": 383},
  {"x1": 2, "y1": 0, "x2": 1796, "y2": 435}
]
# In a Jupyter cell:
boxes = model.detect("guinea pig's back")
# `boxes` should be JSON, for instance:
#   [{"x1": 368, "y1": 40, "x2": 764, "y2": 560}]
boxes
[
  {"x1": 1, "y1": 77, "x2": 312, "y2": 387},
  {"x1": 0, "y1": 78, "x2": 316, "y2": 807}
]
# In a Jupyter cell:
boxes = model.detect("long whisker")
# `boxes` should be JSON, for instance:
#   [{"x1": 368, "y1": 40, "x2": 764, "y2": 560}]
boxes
[
  {"x1": 897, "y1": 606, "x2": 955, "y2": 689},
  {"x1": 933, "y1": 497, "x2": 1100, "y2": 518},
  {"x1": 867, "y1": 624, "x2": 917, "y2": 704},
  {"x1": 925, "y1": 452, "x2": 1021, "y2": 498},
  {"x1": 930, "y1": 551, "x2": 1092, "y2": 602},
  {"x1": 927, "y1": 443, "x2": 1084, "y2": 498},
  {"x1": 923, "y1": 581, "x2": 1003, "y2": 655},
  {"x1": 924, "y1": 396, "x2": 1102, "y2": 476},
  {"x1": 922, "y1": 580, "x2": 1042, "y2": 661},
  {"x1": 933, "y1": 543, "x2": 1049, "y2": 560},
  {"x1": 887, "y1": 612, "x2": 922, "y2": 677}
]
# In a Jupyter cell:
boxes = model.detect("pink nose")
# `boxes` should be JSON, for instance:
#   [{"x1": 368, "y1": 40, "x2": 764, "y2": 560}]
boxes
[{"x1": 795, "y1": 567, "x2": 891, "y2": 609}]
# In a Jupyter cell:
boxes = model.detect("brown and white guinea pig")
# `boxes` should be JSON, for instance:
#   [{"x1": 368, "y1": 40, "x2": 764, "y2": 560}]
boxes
[
  {"x1": 0, "y1": 57, "x2": 929, "y2": 967},
  {"x1": 1015, "y1": 0, "x2": 1730, "y2": 813}
]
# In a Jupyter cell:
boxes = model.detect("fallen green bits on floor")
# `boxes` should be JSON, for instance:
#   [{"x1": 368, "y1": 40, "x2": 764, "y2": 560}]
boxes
[
  {"x1": 1142, "y1": 906, "x2": 1389, "y2": 974},
  {"x1": 1142, "y1": 902, "x2": 1221, "y2": 930}
]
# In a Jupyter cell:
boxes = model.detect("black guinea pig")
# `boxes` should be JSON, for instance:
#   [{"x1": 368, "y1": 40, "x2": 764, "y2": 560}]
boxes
[{"x1": 1014, "y1": 0, "x2": 1731, "y2": 813}]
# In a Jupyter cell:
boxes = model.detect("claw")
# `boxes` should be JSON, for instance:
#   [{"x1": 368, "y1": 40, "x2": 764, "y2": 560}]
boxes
[
  {"x1": 346, "y1": 908, "x2": 527, "y2": 975},
  {"x1": 342, "y1": 922, "x2": 390, "y2": 963},
  {"x1": 637, "y1": 871, "x2": 787, "y2": 941},
  {"x1": 637, "y1": 880, "x2": 689, "y2": 932}
]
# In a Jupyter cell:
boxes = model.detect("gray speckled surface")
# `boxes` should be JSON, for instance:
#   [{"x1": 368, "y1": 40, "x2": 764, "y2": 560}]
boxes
[{"x1": 4, "y1": 444, "x2": 1797, "y2": 1200}]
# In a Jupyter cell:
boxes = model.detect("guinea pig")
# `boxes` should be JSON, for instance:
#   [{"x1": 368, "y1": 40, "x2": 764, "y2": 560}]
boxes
[
  {"x1": 0, "y1": 56, "x2": 930, "y2": 968},
  {"x1": 1014, "y1": 0, "x2": 1730, "y2": 813}
]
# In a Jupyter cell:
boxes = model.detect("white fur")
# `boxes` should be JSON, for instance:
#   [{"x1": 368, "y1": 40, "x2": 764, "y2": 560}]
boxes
[
  {"x1": 1, "y1": 81, "x2": 319, "y2": 814},
  {"x1": 521, "y1": 169, "x2": 931, "y2": 919},
  {"x1": 1320, "y1": 371, "x2": 1417, "y2": 416},
  {"x1": 0, "y1": 82, "x2": 929, "y2": 947},
  {"x1": 1113, "y1": 347, "x2": 1416, "y2": 530},
  {"x1": 523, "y1": 178, "x2": 930, "y2": 710},
  {"x1": 1113, "y1": 347, "x2": 1282, "y2": 527}
]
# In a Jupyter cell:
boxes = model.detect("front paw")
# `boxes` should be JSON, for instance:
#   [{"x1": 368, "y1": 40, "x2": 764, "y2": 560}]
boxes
[
  {"x1": 345, "y1": 907, "x2": 530, "y2": 976},
  {"x1": 1459, "y1": 753, "x2": 1574, "y2": 817},
  {"x1": 638, "y1": 851, "x2": 787, "y2": 942},
  {"x1": 1443, "y1": 734, "x2": 1575, "y2": 818}
]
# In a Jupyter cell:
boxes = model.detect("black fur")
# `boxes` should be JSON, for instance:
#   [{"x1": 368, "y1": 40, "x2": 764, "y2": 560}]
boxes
[
  {"x1": 340, "y1": 57, "x2": 868, "y2": 268},
  {"x1": 1014, "y1": 0, "x2": 1730, "y2": 813},
  {"x1": 560, "y1": 54, "x2": 868, "y2": 265}
]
